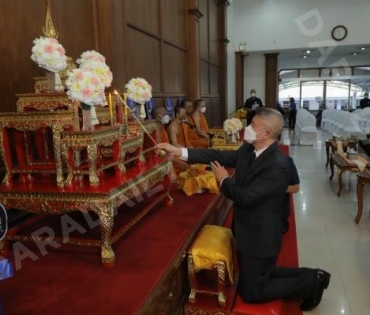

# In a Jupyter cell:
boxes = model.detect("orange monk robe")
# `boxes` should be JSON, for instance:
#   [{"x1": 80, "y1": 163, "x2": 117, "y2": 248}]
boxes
[
  {"x1": 188, "y1": 113, "x2": 209, "y2": 148},
  {"x1": 159, "y1": 125, "x2": 169, "y2": 143}
]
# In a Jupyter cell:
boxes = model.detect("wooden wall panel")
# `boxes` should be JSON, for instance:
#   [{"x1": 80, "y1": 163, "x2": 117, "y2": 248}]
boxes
[
  {"x1": 200, "y1": 60, "x2": 209, "y2": 95},
  {"x1": 208, "y1": 0, "x2": 219, "y2": 65},
  {"x1": 162, "y1": 45, "x2": 187, "y2": 93},
  {"x1": 210, "y1": 64, "x2": 219, "y2": 95},
  {"x1": 126, "y1": 27, "x2": 161, "y2": 91},
  {"x1": 162, "y1": 0, "x2": 187, "y2": 47},
  {"x1": 0, "y1": 0, "x2": 49, "y2": 111},
  {"x1": 198, "y1": 1, "x2": 208, "y2": 61},
  {"x1": 125, "y1": 0, "x2": 159, "y2": 36},
  {"x1": 0, "y1": 0, "x2": 227, "y2": 125}
]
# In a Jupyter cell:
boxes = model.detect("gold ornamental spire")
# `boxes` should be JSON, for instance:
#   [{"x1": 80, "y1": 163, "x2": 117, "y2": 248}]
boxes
[{"x1": 42, "y1": 0, "x2": 58, "y2": 38}]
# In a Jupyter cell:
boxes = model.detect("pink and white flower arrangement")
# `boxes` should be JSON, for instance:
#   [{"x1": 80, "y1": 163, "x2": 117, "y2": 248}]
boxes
[
  {"x1": 223, "y1": 118, "x2": 243, "y2": 134},
  {"x1": 65, "y1": 69, "x2": 105, "y2": 106},
  {"x1": 125, "y1": 77, "x2": 152, "y2": 104},
  {"x1": 76, "y1": 50, "x2": 106, "y2": 66},
  {"x1": 80, "y1": 60, "x2": 113, "y2": 88},
  {"x1": 31, "y1": 36, "x2": 67, "y2": 73}
]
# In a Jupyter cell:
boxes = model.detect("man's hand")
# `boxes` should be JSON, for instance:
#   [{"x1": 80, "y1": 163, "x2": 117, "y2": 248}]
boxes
[
  {"x1": 210, "y1": 160, "x2": 229, "y2": 182},
  {"x1": 157, "y1": 143, "x2": 182, "y2": 157}
]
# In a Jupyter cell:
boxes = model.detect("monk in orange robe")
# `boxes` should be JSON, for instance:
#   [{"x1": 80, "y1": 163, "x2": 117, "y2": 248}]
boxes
[
  {"x1": 183, "y1": 99, "x2": 209, "y2": 148},
  {"x1": 167, "y1": 105, "x2": 191, "y2": 173}
]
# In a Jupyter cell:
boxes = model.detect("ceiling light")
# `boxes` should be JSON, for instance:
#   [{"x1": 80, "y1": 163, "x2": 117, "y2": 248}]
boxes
[
  {"x1": 303, "y1": 55, "x2": 307, "y2": 59},
  {"x1": 306, "y1": 50, "x2": 311, "y2": 54},
  {"x1": 353, "y1": 52, "x2": 358, "y2": 56},
  {"x1": 361, "y1": 47, "x2": 365, "y2": 50}
]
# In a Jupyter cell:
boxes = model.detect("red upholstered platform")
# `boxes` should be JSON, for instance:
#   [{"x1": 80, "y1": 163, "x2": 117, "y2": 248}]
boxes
[{"x1": 232, "y1": 295, "x2": 282, "y2": 315}]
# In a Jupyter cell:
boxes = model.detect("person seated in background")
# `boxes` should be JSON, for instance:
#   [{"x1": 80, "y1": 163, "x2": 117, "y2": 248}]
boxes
[
  {"x1": 360, "y1": 92, "x2": 370, "y2": 109},
  {"x1": 186, "y1": 99, "x2": 210, "y2": 148},
  {"x1": 152, "y1": 105, "x2": 170, "y2": 142},
  {"x1": 243, "y1": 89, "x2": 263, "y2": 125},
  {"x1": 288, "y1": 97, "x2": 297, "y2": 130},
  {"x1": 282, "y1": 156, "x2": 300, "y2": 233},
  {"x1": 167, "y1": 104, "x2": 191, "y2": 173}
]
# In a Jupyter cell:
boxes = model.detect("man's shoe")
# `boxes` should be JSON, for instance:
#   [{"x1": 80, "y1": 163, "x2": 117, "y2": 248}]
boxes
[{"x1": 300, "y1": 269, "x2": 331, "y2": 311}]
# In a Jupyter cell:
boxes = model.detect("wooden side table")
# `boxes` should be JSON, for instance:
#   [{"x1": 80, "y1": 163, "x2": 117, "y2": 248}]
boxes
[
  {"x1": 355, "y1": 170, "x2": 370, "y2": 224},
  {"x1": 325, "y1": 139, "x2": 356, "y2": 168},
  {"x1": 61, "y1": 126, "x2": 121, "y2": 185}
]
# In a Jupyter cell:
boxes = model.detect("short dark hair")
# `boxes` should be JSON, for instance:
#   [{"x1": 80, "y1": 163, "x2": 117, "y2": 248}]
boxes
[
  {"x1": 174, "y1": 105, "x2": 185, "y2": 116},
  {"x1": 255, "y1": 108, "x2": 284, "y2": 140},
  {"x1": 195, "y1": 99, "x2": 205, "y2": 108},
  {"x1": 180, "y1": 99, "x2": 192, "y2": 108}
]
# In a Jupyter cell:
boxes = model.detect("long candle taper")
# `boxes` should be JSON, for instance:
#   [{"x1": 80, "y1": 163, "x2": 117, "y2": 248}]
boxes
[
  {"x1": 108, "y1": 92, "x2": 114, "y2": 123},
  {"x1": 114, "y1": 91, "x2": 157, "y2": 145}
]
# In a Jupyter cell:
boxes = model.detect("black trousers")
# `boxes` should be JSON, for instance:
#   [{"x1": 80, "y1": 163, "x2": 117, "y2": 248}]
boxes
[
  {"x1": 289, "y1": 110, "x2": 297, "y2": 129},
  {"x1": 237, "y1": 252, "x2": 316, "y2": 303}
]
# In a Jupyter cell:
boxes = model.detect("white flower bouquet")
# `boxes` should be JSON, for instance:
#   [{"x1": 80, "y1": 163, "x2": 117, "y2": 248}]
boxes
[
  {"x1": 76, "y1": 50, "x2": 106, "y2": 66},
  {"x1": 125, "y1": 77, "x2": 152, "y2": 104},
  {"x1": 80, "y1": 60, "x2": 113, "y2": 88},
  {"x1": 65, "y1": 69, "x2": 105, "y2": 106},
  {"x1": 31, "y1": 36, "x2": 67, "y2": 72},
  {"x1": 223, "y1": 118, "x2": 243, "y2": 134}
]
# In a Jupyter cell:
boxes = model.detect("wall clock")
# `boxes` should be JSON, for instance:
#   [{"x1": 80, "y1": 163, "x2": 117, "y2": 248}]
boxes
[{"x1": 331, "y1": 25, "x2": 347, "y2": 41}]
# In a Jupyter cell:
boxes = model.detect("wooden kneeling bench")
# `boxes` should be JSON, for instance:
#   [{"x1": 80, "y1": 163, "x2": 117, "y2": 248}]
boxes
[{"x1": 187, "y1": 225, "x2": 234, "y2": 307}]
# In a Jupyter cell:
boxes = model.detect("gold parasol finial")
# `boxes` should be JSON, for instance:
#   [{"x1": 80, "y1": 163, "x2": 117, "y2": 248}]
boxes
[{"x1": 42, "y1": 0, "x2": 58, "y2": 38}]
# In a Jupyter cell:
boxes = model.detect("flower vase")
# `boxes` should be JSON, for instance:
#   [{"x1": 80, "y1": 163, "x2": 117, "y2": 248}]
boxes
[
  {"x1": 54, "y1": 72, "x2": 64, "y2": 92},
  {"x1": 227, "y1": 132, "x2": 238, "y2": 144},
  {"x1": 137, "y1": 102, "x2": 146, "y2": 120},
  {"x1": 81, "y1": 103, "x2": 94, "y2": 131}
]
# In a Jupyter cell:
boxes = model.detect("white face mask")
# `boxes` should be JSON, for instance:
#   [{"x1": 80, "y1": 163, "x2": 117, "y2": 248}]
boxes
[
  {"x1": 200, "y1": 107, "x2": 206, "y2": 113},
  {"x1": 244, "y1": 125, "x2": 264, "y2": 142},
  {"x1": 251, "y1": 93, "x2": 256, "y2": 97},
  {"x1": 158, "y1": 114, "x2": 170, "y2": 124}
]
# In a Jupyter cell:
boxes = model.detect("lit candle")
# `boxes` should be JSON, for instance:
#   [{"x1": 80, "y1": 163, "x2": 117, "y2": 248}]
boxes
[
  {"x1": 123, "y1": 92, "x2": 128, "y2": 120},
  {"x1": 108, "y1": 92, "x2": 113, "y2": 123}
]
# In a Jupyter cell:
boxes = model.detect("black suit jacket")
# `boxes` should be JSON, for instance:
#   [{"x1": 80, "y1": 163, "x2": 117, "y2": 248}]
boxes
[{"x1": 188, "y1": 142, "x2": 290, "y2": 259}]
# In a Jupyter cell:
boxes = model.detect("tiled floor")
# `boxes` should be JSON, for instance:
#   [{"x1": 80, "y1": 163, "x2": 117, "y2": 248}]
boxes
[{"x1": 282, "y1": 129, "x2": 370, "y2": 315}]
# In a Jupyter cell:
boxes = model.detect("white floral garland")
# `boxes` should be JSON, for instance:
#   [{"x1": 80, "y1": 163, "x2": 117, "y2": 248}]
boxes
[{"x1": 31, "y1": 37, "x2": 67, "y2": 73}]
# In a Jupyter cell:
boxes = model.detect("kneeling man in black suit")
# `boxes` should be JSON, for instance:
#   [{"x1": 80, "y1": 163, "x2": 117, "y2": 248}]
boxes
[{"x1": 158, "y1": 108, "x2": 330, "y2": 311}]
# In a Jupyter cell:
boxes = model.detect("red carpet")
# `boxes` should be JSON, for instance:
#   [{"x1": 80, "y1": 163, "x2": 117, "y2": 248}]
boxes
[
  {"x1": 0, "y1": 150, "x2": 302, "y2": 315},
  {"x1": 0, "y1": 185, "x2": 223, "y2": 315},
  {"x1": 278, "y1": 196, "x2": 303, "y2": 315}
]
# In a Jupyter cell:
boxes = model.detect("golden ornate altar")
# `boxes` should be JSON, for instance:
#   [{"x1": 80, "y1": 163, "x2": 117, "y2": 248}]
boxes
[{"x1": 0, "y1": 74, "x2": 173, "y2": 267}]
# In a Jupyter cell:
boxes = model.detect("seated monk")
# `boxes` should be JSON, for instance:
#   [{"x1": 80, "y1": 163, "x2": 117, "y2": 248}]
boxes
[
  {"x1": 152, "y1": 105, "x2": 170, "y2": 143},
  {"x1": 166, "y1": 105, "x2": 191, "y2": 174},
  {"x1": 182, "y1": 99, "x2": 209, "y2": 148}
]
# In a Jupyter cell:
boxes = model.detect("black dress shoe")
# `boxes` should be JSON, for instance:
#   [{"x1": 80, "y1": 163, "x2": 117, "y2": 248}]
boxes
[{"x1": 300, "y1": 269, "x2": 331, "y2": 311}]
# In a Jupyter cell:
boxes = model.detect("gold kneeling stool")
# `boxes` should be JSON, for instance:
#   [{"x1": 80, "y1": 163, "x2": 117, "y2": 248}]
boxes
[{"x1": 188, "y1": 225, "x2": 234, "y2": 307}]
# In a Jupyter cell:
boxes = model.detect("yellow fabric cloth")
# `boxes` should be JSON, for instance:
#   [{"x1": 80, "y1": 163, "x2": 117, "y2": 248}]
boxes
[
  {"x1": 336, "y1": 140, "x2": 344, "y2": 154},
  {"x1": 339, "y1": 153, "x2": 369, "y2": 171},
  {"x1": 176, "y1": 167, "x2": 219, "y2": 196},
  {"x1": 191, "y1": 225, "x2": 234, "y2": 283}
]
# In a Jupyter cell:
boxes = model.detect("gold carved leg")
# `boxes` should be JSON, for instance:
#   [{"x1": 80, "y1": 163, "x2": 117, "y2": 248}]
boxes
[
  {"x1": 217, "y1": 262, "x2": 227, "y2": 307},
  {"x1": 87, "y1": 143, "x2": 99, "y2": 185},
  {"x1": 187, "y1": 254, "x2": 197, "y2": 304},
  {"x1": 96, "y1": 203, "x2": 115, "y2": 268},
  {"x1": 61, "y1": 142, "x2": 73, "y2": 185},
  {"x1": 337, "y1": 169, "x2": 343, "y2": 196},
  {"x1": 118, "y1": 147, "x2": 126, "y2": 172},
  {"x1": 52, "y1": 126, "x2": 64, "y2": 187}
]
